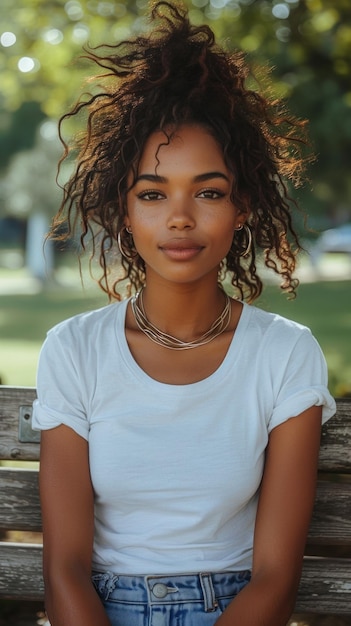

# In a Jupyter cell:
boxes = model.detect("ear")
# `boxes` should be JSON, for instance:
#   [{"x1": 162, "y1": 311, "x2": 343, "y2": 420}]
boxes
[
  {"x1": 235, "y1": 197, "x2": 251, "y2": 228},
  {"x1": 234, "y1": 210, "x2": 251, "y2": 231}
]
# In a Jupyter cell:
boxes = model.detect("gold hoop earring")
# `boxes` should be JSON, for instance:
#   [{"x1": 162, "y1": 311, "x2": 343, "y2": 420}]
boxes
[
  {"x1": 117, "y1": 227, "x2": 138, "y2": 261},
  {"x1": 235, "y1": 224, "x2": 252, "y2": 258}
]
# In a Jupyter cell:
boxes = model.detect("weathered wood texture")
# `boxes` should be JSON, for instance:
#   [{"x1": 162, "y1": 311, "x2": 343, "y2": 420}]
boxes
[
  {"x1": 307, "y1": 481, "x2": 351, "y2": 546},
  {"x1": 0, "y1": 468, "x2": 41, "y2": 531},
  {"x1": 0, "y1": 386, "x2": 38, "y2": 461},
  {"x1": 319, "y1": 401, "x2": 351, "y2": 473},
  {"x1": 0, "y1": 386, "x2": 350, "y2": 615},
  {"x1": 0, "y1": 543, "x2": 43, "y2": 601},
  {"x1": 296, "y1": 558, "x2": 351, "y2": 614}
]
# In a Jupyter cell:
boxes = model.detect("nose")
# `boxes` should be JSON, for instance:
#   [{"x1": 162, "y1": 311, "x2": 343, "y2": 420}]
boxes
[{"x1": 166, "y1": 196, "x2": 196, "y2": 230}]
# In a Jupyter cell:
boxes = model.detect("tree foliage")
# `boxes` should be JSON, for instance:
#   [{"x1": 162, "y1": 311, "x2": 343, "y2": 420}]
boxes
[{"x1": 0, "y1": 0, "x2": 350, "y2": 222}]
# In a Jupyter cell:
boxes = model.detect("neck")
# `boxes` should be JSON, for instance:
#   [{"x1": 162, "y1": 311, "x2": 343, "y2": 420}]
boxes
[{"x1": 139, "y1": 279, "x2": 228, "y2": 342}]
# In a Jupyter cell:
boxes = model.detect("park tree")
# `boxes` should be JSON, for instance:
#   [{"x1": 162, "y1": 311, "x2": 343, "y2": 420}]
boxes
[
  {"x1": 216, "y1": 0, "x2": 351, "y2": 223},
  {"x1": 1, "y1": 121, "x2": 64, "y2": 279}
]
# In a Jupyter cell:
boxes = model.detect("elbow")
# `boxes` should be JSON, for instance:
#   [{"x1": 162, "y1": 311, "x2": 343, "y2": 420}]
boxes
[
  {"x1": 250, "y1": 565, "x2": 302, "y2": 625},
  {"x1": 43, "y1": 552, "x2": 92, "y2": 608}
]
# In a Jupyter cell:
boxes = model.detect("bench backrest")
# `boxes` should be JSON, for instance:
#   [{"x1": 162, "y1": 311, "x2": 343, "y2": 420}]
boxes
[{"x1": 0, "y1": 386, "x2": 350, "y2": 613}]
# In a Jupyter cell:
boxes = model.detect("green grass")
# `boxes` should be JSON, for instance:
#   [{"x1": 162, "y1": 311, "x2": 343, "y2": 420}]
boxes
[
  {"x1": 0, "y1": 285, "x2": 107, "y2": 386},
  {"x1": 0, "y1": 274, "x2": 350, "y2": 395},
  {"x1": 256, "y1": 281, "x2": 351, "y2": 397}
]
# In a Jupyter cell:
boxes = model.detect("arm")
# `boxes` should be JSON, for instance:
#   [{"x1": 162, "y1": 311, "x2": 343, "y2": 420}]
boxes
[
  {"x1": 39, "y1": 425, "x2": 111, "y2": 626},
  {"x1": 215, "y1": 404, "x2": 323, "y2": 626}
]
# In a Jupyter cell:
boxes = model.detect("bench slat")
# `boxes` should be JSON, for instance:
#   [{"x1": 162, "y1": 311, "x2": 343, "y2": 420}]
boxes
[
  {"x1": 319, "y1": 400, "x2": 351, "y2": 473},
  {"x1": 0, "y1": 543, "x2": 350, "y2": 614},
  {"x1": 1, "y1": 466, "x2": 350, "y2": 545},
  {"x1": 307, "y1": 480, "x2": 351, "y2": 545},
  {"x1": 0, "y1": 468, "x2": 41, "y2": 532},
  {"x1": 1, "y1": 387, "x2": 351, "y2": 470},
  {"x1": 296, "y1": 557, "x2": 351, "y2": 614},
  {"x1": 0, "y1": 543, "x2": 44, "y2": 601}
]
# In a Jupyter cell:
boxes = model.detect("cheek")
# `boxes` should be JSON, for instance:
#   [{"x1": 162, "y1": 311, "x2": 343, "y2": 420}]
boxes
[
  {"x1": 129, "y1": 203, "x2": 160, "y2": 228},
  {"x1": 215, "y1": 213, "x2": 236, "y2": 241},
  {"x1": 131, "y1": 218, "x2": 158, "y2": 245},
  {"x1": 128, "y1": 220, "x2": 157, "y2": 260},
  {"x1": 222, "y1": 232, "x2": 235, "y2": 258},
  {"x1": 218, "y1": 219, "x2": 236, "y2": 257}
]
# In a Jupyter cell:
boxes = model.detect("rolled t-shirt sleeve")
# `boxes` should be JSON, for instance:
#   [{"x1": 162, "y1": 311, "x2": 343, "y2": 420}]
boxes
[
  {"x1": 268, "y1": 328, "x2": 336, "y2": 433},
  {"x1": 32, "y1": 325, "x2": 89, "y2": 440}
]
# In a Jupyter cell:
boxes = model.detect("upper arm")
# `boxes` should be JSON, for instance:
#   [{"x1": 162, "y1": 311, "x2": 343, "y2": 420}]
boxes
[
  {"x1": 39, "y1": 425, "x2": 94, "y2": 576},
  {"x1": 252, "y1": 405, "x2": 322, "y2": 583}
]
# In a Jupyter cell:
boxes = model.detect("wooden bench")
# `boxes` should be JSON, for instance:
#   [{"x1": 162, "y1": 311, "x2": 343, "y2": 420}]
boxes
[{"x1": 0, "y1": 385, "x2": 350, "y2": 619}]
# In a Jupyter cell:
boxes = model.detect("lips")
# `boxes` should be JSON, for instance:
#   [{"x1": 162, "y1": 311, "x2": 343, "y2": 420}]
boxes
[{"x1": 160, "y1": 239, "x2": 204, "y2": 260}]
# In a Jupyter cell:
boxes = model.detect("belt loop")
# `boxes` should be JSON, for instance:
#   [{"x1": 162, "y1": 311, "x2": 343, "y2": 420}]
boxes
[
  {"x1": 199, "y1": 573, "x2": 218, "y2": 612},
  {"x1": 104, "y1": 573, "x2": 119, "y2": 600}
]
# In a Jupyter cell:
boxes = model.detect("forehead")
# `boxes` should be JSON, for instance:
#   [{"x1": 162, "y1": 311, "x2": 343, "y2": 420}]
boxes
[{"x1": 137, "y1": 124, "x2": 227, "y2": 173}]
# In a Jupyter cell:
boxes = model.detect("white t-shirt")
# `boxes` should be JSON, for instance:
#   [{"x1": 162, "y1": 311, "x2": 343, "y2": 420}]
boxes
[{"x1": 32, "y1": 299, "x2": 336, "y2": 575}]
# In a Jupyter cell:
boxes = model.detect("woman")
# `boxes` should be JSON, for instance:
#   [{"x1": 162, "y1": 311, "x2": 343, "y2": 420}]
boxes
[{"x1": 33, "y1": 3, "x2": 336, "y2": 625}]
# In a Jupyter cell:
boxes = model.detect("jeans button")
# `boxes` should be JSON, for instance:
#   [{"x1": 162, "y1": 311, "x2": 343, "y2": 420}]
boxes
[{"x1": 152, "y1": 583, "x2": 168, "y2": 598}]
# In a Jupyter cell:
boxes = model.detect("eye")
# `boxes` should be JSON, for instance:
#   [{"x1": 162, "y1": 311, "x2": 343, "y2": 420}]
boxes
[
  {"x1": 197, "y1": 188, "x2": 226, "y2": 199},
  {"x1": 137, "y1": 190, "x2": 165, "y2": 201}
]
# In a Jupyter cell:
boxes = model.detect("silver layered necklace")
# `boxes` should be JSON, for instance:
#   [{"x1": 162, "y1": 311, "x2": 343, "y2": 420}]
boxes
[{"x1": 130, "y1": 287, "x2": 232, "y2": 350}]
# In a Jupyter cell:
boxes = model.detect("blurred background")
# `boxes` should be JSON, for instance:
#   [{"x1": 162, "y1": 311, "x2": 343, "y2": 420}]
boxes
[
  {"x1": 0, "y1": 4, "x2": 350, "y2": 625},
  {"x1": 0, "y1": 0, "x2": 350, "y2": 396}
]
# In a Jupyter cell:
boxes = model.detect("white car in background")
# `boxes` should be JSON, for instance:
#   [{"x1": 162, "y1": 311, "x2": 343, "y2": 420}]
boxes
[{"x1": 309, "y1": 224, "x2": 351, "y2": 267}]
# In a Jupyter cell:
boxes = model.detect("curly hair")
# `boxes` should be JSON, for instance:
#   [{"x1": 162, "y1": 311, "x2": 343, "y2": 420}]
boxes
[{"x1": 53, "y1": 0, "x2": 311, "y2": 301}]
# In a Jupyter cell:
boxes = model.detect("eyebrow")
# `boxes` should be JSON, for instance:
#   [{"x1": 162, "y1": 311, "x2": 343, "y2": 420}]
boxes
[{"x1": 134, "y1": 171, "x2": 230, "y2": 184}]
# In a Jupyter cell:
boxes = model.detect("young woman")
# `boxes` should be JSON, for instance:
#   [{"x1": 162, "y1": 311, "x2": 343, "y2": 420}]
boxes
[{"x1": 32, "y1": 3, "x2": 336, "y2": 625}]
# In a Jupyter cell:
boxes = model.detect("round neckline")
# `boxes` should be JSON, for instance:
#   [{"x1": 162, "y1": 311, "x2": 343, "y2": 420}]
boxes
[{"x1": 115, "y1": 297, "x2": 251, "y2": 393}]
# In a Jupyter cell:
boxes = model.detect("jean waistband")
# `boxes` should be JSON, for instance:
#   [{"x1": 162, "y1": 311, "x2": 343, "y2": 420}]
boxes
[{"x1": 92, "y1": 570, "x2": 251, "y2": 611}]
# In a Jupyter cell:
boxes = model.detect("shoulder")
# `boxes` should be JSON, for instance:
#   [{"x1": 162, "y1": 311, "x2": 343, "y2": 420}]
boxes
[
  {"x1": 242, "y1": 303, "x2": 326, "y2": 373},
  {"x1": 246, "y1": 303, "x2": 312, "y2": 346},
  {"x1": 37, "y1": 298, "x2": 129, "y2": 387},
  {"x1": 244, "y1": 305, "x2": 335, "y2": 427},
  {"x1": 46, "y1": 299, "x2": 127, "y2": 344}
]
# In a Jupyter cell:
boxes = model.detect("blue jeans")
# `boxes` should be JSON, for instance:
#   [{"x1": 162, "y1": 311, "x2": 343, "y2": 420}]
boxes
[{"x1": 92, "y1": 570, "x2": 251, "y2": 626}]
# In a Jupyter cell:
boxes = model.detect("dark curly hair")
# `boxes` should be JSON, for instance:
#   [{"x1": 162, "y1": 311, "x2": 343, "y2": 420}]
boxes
[{"x1": 53, "y1": 0, "x2": 311, "y2": 301}]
